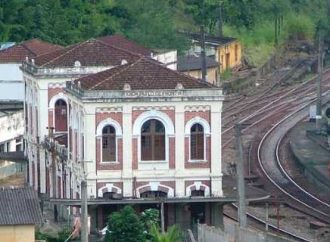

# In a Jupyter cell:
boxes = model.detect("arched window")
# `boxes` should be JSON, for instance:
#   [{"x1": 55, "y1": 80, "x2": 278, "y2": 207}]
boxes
[
  {"x1": 190, "y1": 123, "x2": 204, "y2": 160},
  {"x1": 141, "y1": 119, "x2": 165, "y2": 161},
  {"x1": 102, "y1": 125, "x2": 116, "y2": 162},
  {"x1": 54, "y1": 99, "x2": 67, "y2": 132}
]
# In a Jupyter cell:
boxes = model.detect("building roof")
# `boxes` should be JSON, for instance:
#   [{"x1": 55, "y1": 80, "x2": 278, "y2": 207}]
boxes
[
  {"x1": 177, "y1": 55, "x2": 218, "y2": 71},
  {"x1": 34, "y1": 38, "x2": 141, "y2": 68},
  {"x1": 0, "y1": 39, "x2": 63, "y2": 63},
  {"x1": 98, "y1": 35, "x2": 152, "y2": 56},
  {"x1": 188, "y1": 33, "x2": 237, "y2": 46},
  {"x1": 0, "y1": 187, "x2": 42, "y2": 225},
  {"x1": 74, "y1": 57, "x2": 214, "y2": 91},
  {"x1": 0, "y1": 42, "x2": 15, "y2": 50}
]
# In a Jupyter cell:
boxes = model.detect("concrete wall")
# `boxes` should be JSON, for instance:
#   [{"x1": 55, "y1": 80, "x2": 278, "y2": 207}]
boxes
[
  {"x1": 198, "y1": 223, "x2": 295, "y2": 242},
  {"x1": 0, "y1": 225, "x2": 35, "y2": 242},
  {"x1": 183, "y1": 67, "x2": 218, "y2": 85},
  {"x1": 0, "y1": 110, "x2": 24, "y2": 151},
  {"x1": 153, "y1": 50, "x2": 177, "y2": 70},
  {"x1": 218, "y1": 41, "x2": 242, "y2": 72},
  {"x1": 0, "y1": 63, "x2": 24, "y2": 101}
]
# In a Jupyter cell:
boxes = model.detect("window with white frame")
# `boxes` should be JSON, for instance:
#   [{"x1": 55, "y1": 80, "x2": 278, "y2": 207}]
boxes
[
  {"x1": 190, "y1": 123, "x2": 204, "y2": 160},
  {"x1": 141, "y1": 119, "x2": 165, "y2": 161},
  {"x1": 185, "y1": 117, "x2": 210, "y2": 162},
  {"x1": 96, "y1": 118, "x2": 122, "y2": 163},
  {"x1": 102, "y1": 125, "x2": 116, "y2": 162}
]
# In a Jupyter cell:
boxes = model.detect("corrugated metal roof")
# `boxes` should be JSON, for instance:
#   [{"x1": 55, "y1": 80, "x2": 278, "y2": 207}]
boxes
[{"x1": 0, "y1": 187, "x2": 42, "y2": 225}]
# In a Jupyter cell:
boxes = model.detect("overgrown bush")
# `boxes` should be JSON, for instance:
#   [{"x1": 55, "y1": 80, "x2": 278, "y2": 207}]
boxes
[
  {"x1": 285, "y1": 14, "x2": 315, "y2": 41},
  {"x1": 105, "y1": 205, "x2": 146, "y2": 242}
]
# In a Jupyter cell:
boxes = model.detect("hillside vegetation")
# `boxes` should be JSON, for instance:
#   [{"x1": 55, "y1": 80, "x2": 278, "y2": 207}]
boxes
[{"x1": 0, "y1": 0, "x2": 329, "y2": 66}]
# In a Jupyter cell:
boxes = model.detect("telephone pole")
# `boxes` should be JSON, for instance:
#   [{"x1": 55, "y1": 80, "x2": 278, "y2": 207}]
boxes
[
  {"x1": 217, "y1": 1, "x2": 223, "y2": 37},
  {"x1": 81, "y1": 179, "x2": 88, "y2": 242},
  {"x1": 47, "y1": 127, "x2": 58, "y2": 222},
  {"x1": 316, "y1": 35, "x2": 323, "y2": 130},
  {"x1": 234, "y1": 123, "x2": 247, "y2": 228},
  {"x1": 79, "y1": 160, "x2": 92, "y2": 242},
  {"x1": 200, "y1": 1, "x2": 207, "y2": 82}
]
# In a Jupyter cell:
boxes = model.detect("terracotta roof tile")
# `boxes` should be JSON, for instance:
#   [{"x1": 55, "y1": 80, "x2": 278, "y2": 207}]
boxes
[
  {"x1": 34, "y1": 39, "x2": 141, "y2": 67},
  {"x1": 0, "y1": 39, "x2": 63, "y2": 63},
  {"x1": 75, "y1": 57, "x2": 215, "y2": 91},
  {"x1": 0, "y1": 187, "x2": 43, "y2": 225},
  {"x1": 98, "y1": 35, "x2": 152, "y2": 56}
]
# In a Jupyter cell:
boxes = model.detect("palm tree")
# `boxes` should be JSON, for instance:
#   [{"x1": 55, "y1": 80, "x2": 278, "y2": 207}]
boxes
[{"x1": 149, "y1": 224, "x2": 183, "y2": 242}]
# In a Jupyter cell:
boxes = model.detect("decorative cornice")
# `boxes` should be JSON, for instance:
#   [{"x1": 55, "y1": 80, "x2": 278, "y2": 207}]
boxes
[
  {"x1": 96, "y1": 107, "x2": 123, "y2": 113},
  {"x1": 184, "y1": 105, "x2": 210, "y2": 112},
  {"x1": 132, "y1": 106, "x2": 175, "y2": 111},
  {"x1": 48, "y1": 82, "x2": 66, "y2": 88}
]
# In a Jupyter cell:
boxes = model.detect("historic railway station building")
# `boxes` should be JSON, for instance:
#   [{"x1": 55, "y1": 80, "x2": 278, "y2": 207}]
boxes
[{"x1": 21, "y1": 37, "x2": 266, "y2": 231}]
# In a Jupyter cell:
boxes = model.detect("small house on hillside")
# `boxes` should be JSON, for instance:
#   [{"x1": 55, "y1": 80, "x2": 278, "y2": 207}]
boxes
[
  {"x1": 187, "y1": 33, "x2": 242, "y2": 73},
  {"x1": 178, "y1": 54, "x2": 219, "y2": 85},
  {"x1": 0, "y1": 187, "x2": 43, "y2": 242}
]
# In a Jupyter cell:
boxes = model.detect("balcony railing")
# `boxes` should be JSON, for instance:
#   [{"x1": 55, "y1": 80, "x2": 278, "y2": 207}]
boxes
[{"x1": 21, "y1": 61, "x2": 109, "y2": 77}]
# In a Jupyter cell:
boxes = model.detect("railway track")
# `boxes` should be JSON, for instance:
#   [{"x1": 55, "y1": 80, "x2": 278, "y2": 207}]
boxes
[
  {"x1": 222, "y1": 70, "x2": 330, "y2": 149},
  {"x1": 257, "y1": 96, "x2": 330, "y2": 221},
  {"x1": 221, "y1": 69, "x2": 330, "y2": 240},
  {"x1": 223, "y1": 204, "x2": 313, "y2": 242}
]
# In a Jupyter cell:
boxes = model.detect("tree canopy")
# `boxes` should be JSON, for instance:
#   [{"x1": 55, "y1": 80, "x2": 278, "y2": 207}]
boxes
[{"x1": 0, "y1": 0, "x2": 329, "y2": 57}]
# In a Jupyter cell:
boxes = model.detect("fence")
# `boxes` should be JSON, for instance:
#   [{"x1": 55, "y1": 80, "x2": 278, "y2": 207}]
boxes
[{"x1": 198, "y1": 223, "x2": 295, "y2": 242}]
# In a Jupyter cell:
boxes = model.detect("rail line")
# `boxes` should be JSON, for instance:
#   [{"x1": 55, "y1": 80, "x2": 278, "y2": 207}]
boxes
[
  {"x1": 257, "y1": 96, "x2": 330, "y2": 219},
  {"x1": 224, "y1": 204, "x2": 313, "y2": 242},
  {"x1": 222, "y1": 70, "x2": 330, "y2": 149}
]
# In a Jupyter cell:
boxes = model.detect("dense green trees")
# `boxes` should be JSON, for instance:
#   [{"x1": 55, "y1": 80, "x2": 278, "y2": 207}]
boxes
[
  {"x1": 104, "y1": 205, "x2": 183, "y2": 242},
  {"x1": 0, "y1": 0, "x2": 328, "y2": 59}
]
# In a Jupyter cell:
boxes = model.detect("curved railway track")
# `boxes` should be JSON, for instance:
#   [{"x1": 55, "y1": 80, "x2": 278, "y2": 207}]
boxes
[
  {"x1": 257, "y1": 98, "x2": 330, "y2": 220},
  {"x1": 222, "y1": 70, "x2": 330, "y2": 149},
  {"x1": 222, "y1": 69, "x2": 330, "y2": 240}
]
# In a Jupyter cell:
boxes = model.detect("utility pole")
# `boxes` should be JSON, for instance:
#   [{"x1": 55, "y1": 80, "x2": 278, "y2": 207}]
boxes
[
  {"x1": 160, "y1": 201, "x2": 165, "y2": 233},
  {"x1": 234, "y1": 123, "x2": 247, "y2": 228},
  {"x1": 47, "y1": 127, "x2": 58, "y2": 222},
  {"x1": 79, "y1": 160, "x2": 91, "y2": 242},
  {"x1": 217, "y1": 1, "x2": 223, "y2": 38},
  {"x1": 81, "y1": 179, "x2": 88, "y2": 242},
  {"x1": 316, "y1": 34, "x2": 323, "y2": 130},
  {"x1": 201, "y1": 1, "x2": 207, "y2": 82}
]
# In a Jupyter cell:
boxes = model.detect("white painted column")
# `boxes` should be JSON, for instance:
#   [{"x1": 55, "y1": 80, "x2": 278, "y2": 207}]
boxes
[
  {"x1": 210, "y1": 103, "x2": 223, "y2": 196},
  {"x1": 33, "y1": 145, "x2": 38, "y2": 191},
  {"x1": 39, "y1": 149, "x2": 46, "y2": 193},
  {"x1": 175, "y1": 105, "x2": 185, "y2": 197},
  {"x1": 28, "y1": 146, "x2": 33, "y2": 186},
  {"x1": 122, "y1": 105, "x2": 133, "y2": 197},
  {"x1": 38, "y1": 88, "x2": 49, "y2": 139},
  {"x1": 84, "y1": 108, "x2": 96, "y2": 175},
  {"x1": 66, "y1": 168, "x2": 71, "y2": 199}
]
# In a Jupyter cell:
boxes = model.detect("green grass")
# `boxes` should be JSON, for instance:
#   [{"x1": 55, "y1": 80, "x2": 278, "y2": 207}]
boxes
[
  {"x1": 223, "y1": 14, "x2": 316, "y2": 67},
  {"x1": 223, "y1": 22, "x2": 276, "y2": 67}
]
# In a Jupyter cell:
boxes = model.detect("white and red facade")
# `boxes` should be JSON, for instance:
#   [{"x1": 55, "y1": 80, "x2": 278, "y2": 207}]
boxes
[{"x1": 21, "y1": 37, "x2": 224, "y2": 229}]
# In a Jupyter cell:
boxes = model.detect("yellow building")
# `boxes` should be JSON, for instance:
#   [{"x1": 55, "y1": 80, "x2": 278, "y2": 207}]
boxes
[
  {"x1": 178, "y1": 54, "x2": 219, "y2": 85},
  {"x1": 188, "y1": 33, "x2": 242, "y2": 73},
  {"x1": 0, "y1": 187, "x2": 42, "y2": 242}
]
